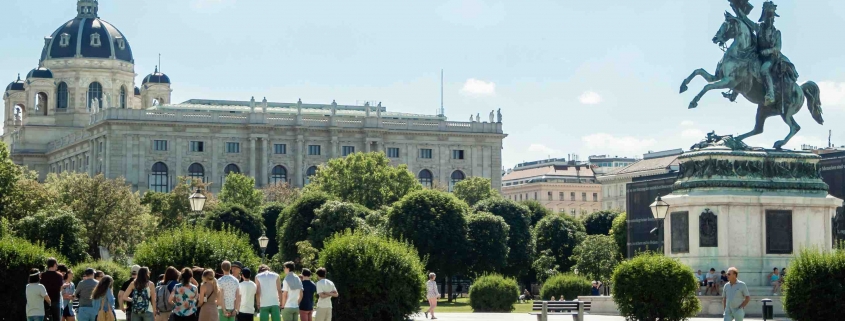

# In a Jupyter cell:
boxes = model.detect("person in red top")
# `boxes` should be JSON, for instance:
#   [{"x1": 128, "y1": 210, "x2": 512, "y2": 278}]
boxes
[{"x1": 40, "y1": 258, "x2": 64, "y2": 321}]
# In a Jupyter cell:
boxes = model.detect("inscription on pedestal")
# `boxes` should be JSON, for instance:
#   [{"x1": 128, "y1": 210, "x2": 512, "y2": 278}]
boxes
[
  {"x1": 671, "y1": 211, "x2": 689, "y2": 253},
  {"x1": 766, "y1": 210, "x2": 793, "y2": 254},
  {"x1": 699, "y1": 208, "x2": 718, "y2": 247}
]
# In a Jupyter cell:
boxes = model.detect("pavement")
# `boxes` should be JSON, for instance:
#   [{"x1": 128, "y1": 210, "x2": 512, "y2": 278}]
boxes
[{"x1": 408, "y1": 313, "x2": 792, "y2": 321}]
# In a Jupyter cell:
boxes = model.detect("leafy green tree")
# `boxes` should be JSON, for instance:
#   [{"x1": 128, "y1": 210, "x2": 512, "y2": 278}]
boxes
[
  {"x1": 220, "y1": 173, "x2": 263, "y2": 212},
  {"x1": 533, "y1": 214, "x2": 586, "y2": 272},
  {"x1": 571, "y1": 235, "x2": 620, "y2": 285},
  {"x1": 0, "y1": 141, "x2": 23, "y2": 219},
  {"x1": 204, "y1": 203, "x2": 265, "y2": 250},
  {"x1": 306, "y1": 152, "x2": 421, "y2": 209},
  {"x1": 45, "y1": 173, "x2": 155, "y2": 258},
  {"x1": 2, "y1": 177, "x2": 57, "y2": 222},
  {"x1": 263, "y1": 182, "x2": 301, "y2": 205},
  {"x1": 612, "y1": 253, "x2": 700, "y2": 321},
  {"x1": 260, "y1": 203, "x2": 285, "y2": 257},
  {"x1": 521, "y1": 200, "x2": 552, "y2": 228},
  {"x1": 296, "y1": 240, "x2": 319, "y2": 271},
  {"x1": 532, "y1": 249, "x2": 560, "y2": 283},
  {"x1": 276, "y1": 191, "x2": 332, "y2": 262},
  {"x1": 611, "y1": 212, "x2": 628, "y2": 259},
  {"x1": 134, "y1": 224, "x2": 260, "y2": 275},
  {"x1": 309, "y1": 201, "x2": 370, "y2": 249},
  {"x1": 452, "y1": 177, "x2": 498, "y2": 206},
  {"x1": 13, "y1": 208, "x2": 89, "y2": 264},
  {"x1": 143, "y1": 177, "x2": 216, "y2": 230},
  {"x1": 0, "y1": 235, "x2": 64, "y2": 321},
  {"x1": 474, "y1": 198, "x2": 534, "y2": 279},
  {"x1": 582, "y1": 210, "x2": 621, "y2": 235},
  {"x1": 783, "y1": 248, "x2": 845, "y2": 320},
  {"x1": 466, "y1": 212, "x2": 510, "y2": 276}
]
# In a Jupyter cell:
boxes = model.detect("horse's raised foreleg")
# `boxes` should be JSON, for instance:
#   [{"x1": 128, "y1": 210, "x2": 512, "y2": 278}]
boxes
[
  {"x1": 680, "y1": 68, "x2": 718, "y2": 93},
  {"x1": 689, "y1": 77, "x2": 733, "y2": 109},
  {"x1": 774, "y1": 114, "x2": 801, "y2": 150},
  {"x1": 736, "y1": 106, "x2": 778, "y2": 142}
]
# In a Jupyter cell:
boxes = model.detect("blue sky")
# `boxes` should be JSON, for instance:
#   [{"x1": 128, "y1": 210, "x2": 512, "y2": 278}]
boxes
[{"x1": 3, "y1": 0, "x2": 845, "y2": 169}]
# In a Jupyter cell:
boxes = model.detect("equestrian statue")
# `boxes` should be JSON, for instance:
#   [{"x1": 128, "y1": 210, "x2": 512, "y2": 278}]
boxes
[{"x1": 679, "y1": 0, "x2": 823, "y2": 150}]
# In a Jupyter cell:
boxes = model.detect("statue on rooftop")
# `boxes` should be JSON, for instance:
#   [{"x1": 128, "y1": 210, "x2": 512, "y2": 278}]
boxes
[
  {"x1": 469, "y1": 114, "x2": 473, "y2": 122},
  {"x1": 489, "y1": 110, "x2": 494, "y2": 123},
  {"x1": 497, "y1": 108, "x2": 502, "y2": 123},
  {"x1": 475, "y1": 113, "x2": 480, "y2": 122}
]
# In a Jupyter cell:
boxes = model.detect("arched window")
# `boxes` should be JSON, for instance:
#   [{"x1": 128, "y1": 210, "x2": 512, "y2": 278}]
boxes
[
  {"x1": 449, "y1": 170, "x2": 465, "y2": 191},
  {"x1": 418, "y1": 169, "x2": 433, "y2": 188},
  {"x1": 36, "y1": 92, "x2": 48, "y2": 115},
  {"x1": 305, "y1": 166, "x2": 318, "y2": 185},
  {"x1": 57, "y1": 82, "x2": 68, "y2": 110},
  {"x1": 87, "y1": 82, "x2": 103, "y2": 111},
  {"x1": 150, "y1": 162, "x2": 169, "y2": 192},
  {"x1": 119, "y1": 86, "x2": 127, "y2": 109},
  {"x1": 224, "y1": 164, "x2": 240, "y2": 175},
  {"x1": 13, "y1": 105, "x2": 24, "y2": 123},
  {"x1": 188, "y1": 163, "x2": 204, "y2": 181},
  {"x1": 270, "y1": 165, "x2": 287, "y2": 185}
]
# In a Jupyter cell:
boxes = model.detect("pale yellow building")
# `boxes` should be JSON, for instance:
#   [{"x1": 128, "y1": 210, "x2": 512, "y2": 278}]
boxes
[{"x1": 501, "y1": 159, "x2": 600, "y2": 218}]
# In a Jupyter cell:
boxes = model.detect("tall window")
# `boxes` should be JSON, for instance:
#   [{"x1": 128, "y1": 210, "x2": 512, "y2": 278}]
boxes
[
  {"x1": 452, "y1": 150, "x2": 465, "y2": 160},
  {"x1": 270, "y1": 166, "x2": 288, "y2": 185},
  {"x1": 87, "y1": 82, "x2": 103, "y2": 111},
  {"x1": 342, "y1": 146, "x2": 355, "y2": 156},
  {"x1": 593, "y1": 193, "x2": 598, "y2": 202},
  {"x1": 559, "y1": 192, "x2": 564, "y2": 201},
  {"x1": 57, "y1": 82, "x2": 68, "y2": 110},
  {"x1": 449, "y1": 170, "x2": 465, "y2": 191},
  {"x1": 153, "y1": 140, "x2": 167, "y2": 151},
  {"x1": 387, "y1": 147, "x2": 400, "y2": 158},
  {"x1": 582, "y1": 192, "x2": 587, "y2": 201},
  {"x1": 418, "y1": 169, "x2": 433, "y2": 188},
  {"x1": 571, "y1": 192, "x2": 575, "y2": 201},
  {"x1": 190, "y1": 141, "x2": 204, "y2": 152},
  {"x1": 150, "y1": 162, "x2": 169, "y2": 192},
  {"x1": 548, "y1": 191, "x2": 552, "y2": 201},
  {"x1": 119, "y1": 86, "x2": 127, "y2": 108},
  {"x1": 226, "y1": 142, "x2": 240, "y2": 153},
  {"x1": 188, "y1": 163, "x2": 204, "y2": 180},
  {"x1": 419, "y1": 149, "x2": 433, "y2": 159},
  {"x1": 224, "y1": 164, "x2": 241, "y2": 175},
  {"x1": 305, "y1": 166, "x2": 318, "y2": 185},
  {"x1": 274, "y1": 144, "x2": 286, "y2": 154},
  {"x1": 308, "y1": 145, "x2": 321, "y2": 155}
]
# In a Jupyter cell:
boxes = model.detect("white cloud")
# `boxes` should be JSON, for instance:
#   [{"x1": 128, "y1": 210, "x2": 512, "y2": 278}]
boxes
[
  {"x1": 681, "y1": 128, "x2": 705, "y2": 139},
  {"x1": 581, "y1": 133, "x2": 657, "y2": 154},
  {"x1": 527, "y1": 143, "x2": 560, "y2": 155},
  {"x1": 817, "y1": 81, "x2": 845, "y2": 109},
  {"x1": 680, "y1": 120, "x2": 695, "y2": 126},
  {"x1": 578, "y1": 91, "x2": 602, "y2": 105},
  {"x1": 461, "y1": 78, "x2": 496, "y2": 96}
]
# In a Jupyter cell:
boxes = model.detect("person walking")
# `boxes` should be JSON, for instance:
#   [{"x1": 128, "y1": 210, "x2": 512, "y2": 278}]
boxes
[
  {"x1": 197, "y1": 269, "x2": 219, "y2": 321},
  {"x1": 28, "y1": 269, "x2": 52, "y2": 321},
  {"x1": 425, "y1": 273, "x2": 439, "y2": 319},
  {"x1": 41, "y1": 258, "x2": 64, "y2": 321},
  {"x1": 169, "y1": 268, "x2": 199, "y2": 321},
  {"x1": 60, "y1": 269, "x2": 76, "y2": 321},
  {"x1": 231, "y1": 262, "x2": 244, "y2": 281},
  {"x1": 75, "y1": 268, "x2": 99, "y2": 321},
  {"x1": 722, "y1": 267, "x2": 750, "y2": 321},
  {"x1": 120, "y1": 265, "x2": 141, "y2": 321},
  {"x1": 255, "y1": 265, "x2": 282, "y2": 321},
  {"x1": 298, "y1": 269, "x2": 316, "y2": 321},
  {"x1": 121, "y1": 267, "x2": 157, "y2": 321},
  {"x1": 237, "y1": 268, "x2": 257, "y2": 321},
  {"x1": 91, "y1": 276, "x2": 116, "y2": 321},
  {"x1": 314, "y1": 268, "x2": 337, "y2": 321},
  {"x1": 281, "y1": 262, "x2": 303, "y2": 321},
  {"x1": 218, "y1": 261, "x2": 241, "y2": 321}
]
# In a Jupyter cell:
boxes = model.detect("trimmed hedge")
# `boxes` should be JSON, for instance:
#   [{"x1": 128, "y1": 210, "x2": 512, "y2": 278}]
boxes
[
  {"x1": 612, "y1": 253, "x2": 700, "y2": 321},
  {"x1": 783, "y1": 248, "x2": 845, "y2": 320},
  {"x1": 277, "y1": 192, "x2": 332, "y2": 262},
  {"x1": 70, "y1": 260, "x2": 131, "y2": 294},
  {"x1": 309, "y1": 201, "x2": 369, "y2": 249},
  {"x1": 204, "y1": 203, "x2": 265, "y2": 251},
  {"x1": 540, "y1": 274, "x2": 591, "y2": 300},
  {"x1": 0, "y1": 235, "x2": 64, "y2": 321},
  {"x1": 468, "y1": 274, "x2": 520, "y2": 312},
  {"x1": 260, "y1": 203, "x2": 285, "y2": 257},
  {"x1": 610, "y1": 212, "x2": 627, "y2": 259},
  {"x1": 319, "y1": 231, "x2": 426, "y2": 321},
  {"x1": 582, "y1": 210, "x2": 621, "y2": 235},
  {"x1": 134, "y1": 225, "x2": 260, "y2": 274}
]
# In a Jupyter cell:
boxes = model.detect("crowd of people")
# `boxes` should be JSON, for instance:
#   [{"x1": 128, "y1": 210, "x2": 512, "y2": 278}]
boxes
[
  {"x1": 696, "y1": 266, "x2": 786, "y2": 296},
  {"x1": 25, "y1": 258, "x2": 339, "y2": 321}
]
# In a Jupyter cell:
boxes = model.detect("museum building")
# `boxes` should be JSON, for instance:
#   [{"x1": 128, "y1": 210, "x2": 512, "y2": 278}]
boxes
[{"x1": 2, "y1": 0, "x2": 506, "y2": 193}]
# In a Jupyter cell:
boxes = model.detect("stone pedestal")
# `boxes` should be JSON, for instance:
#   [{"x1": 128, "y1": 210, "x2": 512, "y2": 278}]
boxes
[{"x1": 662, "y1": 147, "x2": 839, "y2": 286}]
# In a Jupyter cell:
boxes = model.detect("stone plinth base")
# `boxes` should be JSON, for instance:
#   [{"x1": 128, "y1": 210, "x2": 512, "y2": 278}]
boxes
[{"x1": 578, "y1": 295, "x2": 786, "y2": 317}]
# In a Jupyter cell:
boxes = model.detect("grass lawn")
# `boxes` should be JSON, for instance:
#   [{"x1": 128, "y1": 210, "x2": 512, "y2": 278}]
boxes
[{"x1": 420, "y1": 297, "x2": 535, "y2": 313}]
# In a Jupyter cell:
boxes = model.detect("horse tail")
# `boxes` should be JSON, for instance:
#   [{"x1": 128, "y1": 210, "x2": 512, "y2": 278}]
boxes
[{"x1": 802, "y1": 81, "x2": 823, "y2": 125}]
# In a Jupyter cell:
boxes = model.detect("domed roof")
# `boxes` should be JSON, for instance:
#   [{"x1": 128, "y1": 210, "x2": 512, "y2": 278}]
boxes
[
  {"x1": 26, "y1": 67, "x2": 53, "y2": 80},
  {"x1": 40, "y1": 1, "x2": 133, "y2": 63},
  {"x1": 6, "y1": 74, "x2": 25, "y2": 92},
  {"x1": 143, "y1": 67, "x2": 171, "y2": 85},
  {"x1": 134, "y1": 86, "x2": 141, "y2": 95}
]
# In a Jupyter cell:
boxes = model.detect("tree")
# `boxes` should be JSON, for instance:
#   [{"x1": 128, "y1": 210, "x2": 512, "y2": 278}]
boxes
[
  {"x1": 452, "y1": 177, "x2": 498, "y2": 206},
  {"x1": 521, "y1": 200, "x2": 552, "y2": 228},
  {"x1": 2, "y1": 176, "x2": 57, "y2": 222},
  {"x1": 263, "y1": 182, "x2": 301, "y2": 205},
  {"x1": 45, "y1": 172, "x2": 155, "y2": 258},
  {"x1": 260, "y1": 203, "x2": 285, "y2": 257},
  {"x1": 0, "y1": 141, "x2": 23, "y2": 219},
  {"x1": 533, "y1": 214, "x2": 586, "y2": 272},
  {"x1": 611, "y1": 212, "x2": 628, "y2": 259},
  {"x1": 308, "y1": 201, "x2": 369, "y2": 249},
  {"x1": 582, "y1": 210, "x2": 621, "y2": 235},
  {"x1": 532, "y1": 249, "x2": 560, "y2": 283},
  {"x1": 466, "y1": 212, "x2": 510, "y2": 276},
  {"x1": 306, "y1": 152, "x2": 421, "y2": 209},
  {"x1": 612, "y1": 253, "x2": 700, "y2": 321},
  {"x1": 204, "y1": 203, "x2": 265, "y2": 250},
  {"x1": 134, "y1": 225, "x2": 260, "y2": 275},
  {"x1": 571, "y1": 235, "x2": 620, "y2": 285},
  {"x1": 13, "y1": 208, "x2": 89, "y2": 264},
  {"x1": 219, "y1": 173, "x2": 263, "y2": 212},
  {"x1": 0, "y1": 235, "x2": 64, "y2": 321},
  {"x1": 783, "y1": 248, "x2": 845, "y2": 320},
  {"x1": 276, "y1": 191, "x2": 332, "y2": 262},
  {"x1": 474, "y1": 198, "x2": 534, "y2": 279},
  {"x1": 143, "y1": 177, "x2": 216, "y2": 230}
]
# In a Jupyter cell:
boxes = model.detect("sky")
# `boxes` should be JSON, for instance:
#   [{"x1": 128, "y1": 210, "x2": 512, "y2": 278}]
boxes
[{"x1": 3, "y1": 0, "x2": 845, "y2": 169}]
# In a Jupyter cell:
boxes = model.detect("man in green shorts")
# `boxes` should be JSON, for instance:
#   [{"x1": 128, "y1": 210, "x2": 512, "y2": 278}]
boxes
[{"x1": 255, "y1": 265, "x2": 282, "y2": 321}]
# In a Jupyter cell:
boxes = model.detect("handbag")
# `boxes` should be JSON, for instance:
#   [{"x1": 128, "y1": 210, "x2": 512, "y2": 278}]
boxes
[{"x1": 97, "y1": 302, "x2": 115, "y2": 321}]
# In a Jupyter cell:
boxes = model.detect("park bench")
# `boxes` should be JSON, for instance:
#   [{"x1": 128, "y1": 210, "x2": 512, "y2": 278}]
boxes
[{"x1": 529, "y1": 300, "x2": 591, "y2": 321}]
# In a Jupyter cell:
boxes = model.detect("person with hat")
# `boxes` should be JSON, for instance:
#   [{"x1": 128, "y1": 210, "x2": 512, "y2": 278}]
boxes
[
  {"x1": 231, "y1": 262, "x2": 244, "y2": 281},
  {"x1": 27, "y1": 268, "x2": 52, "y2": 321},
  {"x1": 74, "y1": 268, "x2": 99, "y2": 321},
  {"x1": 120, "y1": 265, "x2": 141, "y2": 321}
]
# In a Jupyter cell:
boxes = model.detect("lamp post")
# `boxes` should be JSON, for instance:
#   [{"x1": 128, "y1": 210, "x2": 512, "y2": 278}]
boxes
[
  {"x1": 189, "y1": 188, "x2": 207, "y2": 223},
  {"x1": 258, "y1": 233, "x2": 269, "y2": 263},
  {"x1": 649, "y1": 195, "x2": 670, "y2": 254}
]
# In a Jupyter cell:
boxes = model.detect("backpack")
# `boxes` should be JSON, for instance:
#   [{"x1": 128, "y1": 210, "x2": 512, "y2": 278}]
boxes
[
  {"x1": 155, "y1": 283, "x2": 175, "y2": 313},
  {"x1": 131, "y1": 286, "x2": 151, "y2": 314}
]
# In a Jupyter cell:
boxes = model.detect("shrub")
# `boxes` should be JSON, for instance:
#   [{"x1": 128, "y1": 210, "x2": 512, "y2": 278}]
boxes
[
  {"x1": 134, "y1": 225, "x2": 260, "y2": 274},
  {"x1": 612, "y1": 253, "x2": 700, "y2": 321},
  {"x1": 540, "y1": 273, "x2": 591, "y2": 300},
  {"x1": 533, "y1": 214, "x2": 586, "y2": 272},
  {"x1": 610, "y1": 212, "x2": 628, "y2": 259},
  {"x1": 309, "y1": 201, "x2": 369, "y2": 249},
  {"x1": 466, "y1": 212, "x2": 510, "y2": 276},
  {"x1": 571, "y1": 235, "x2": 620, "y2": 284},
  {"x1": 260, "y1": 203, "x2": 285, "y2": 257},
  {"x1": 14, "y1": 208, "x2": 90, "y2": 264},
  {"x1": 474, "y1": 198, "x2": 534, "y2": 279},
  {"x1": 468, "y1": 274, "x2": 520, "y2": 312},
  {"x1": 521, "y1": 200, "x2": 552, "y2": 227},
  {"x1": 582, "y1": 210, "x2": 621, "y2": 235},
  {"x1": 205, "y1": 203, "x2": 265, "y2": 250},
  {"x1": 452, "y1": 177, "x2": 498, "y2": 206},
  {"x1": 277, "y1": 191, "x2": 331, "y2": 262},
  {"x1": 782, "y1": 248, "x2": 845, "y2": 320},
  {"x1": 319, "y1": 231, "x2": 426, "y2": 321},
  {"x1": 70, "y1": 260, "x2": 131, "y2": 294},
  {"x1": 0, "y1": 235, "x2": 64, "y2": 321},
  {"x1": 306, "y1": 152, "x2": 421, "y2": 209}
]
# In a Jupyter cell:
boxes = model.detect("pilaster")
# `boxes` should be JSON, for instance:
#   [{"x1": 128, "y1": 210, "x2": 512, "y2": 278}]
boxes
[{"x1": 295, "y1": 135, "x2": 304, "y2": 187}]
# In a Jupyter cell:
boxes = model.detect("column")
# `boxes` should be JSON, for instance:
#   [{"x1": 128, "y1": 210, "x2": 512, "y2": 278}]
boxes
[
  {"x1": 249, "y1": 137, "x2": 257, "y2": 182},
  {"x1": 364, "y1": 139, "x2": 371, "y2": 153},
  {"x1": 138, "y1": 137, "x2": 147, "y2": 190},
  {"x1": 88, "y1": 139, "x2": 95, "y2": 175},
  {"x1": 262, "y1": 137, "x2": 269, "y2": 186},
  {"x1": 211, "y1": 137, "x2": 219, "y2": 192},
  {"x1": 175, "y1": 137, "x2": 183, "y2": 179},
  {"x1": 330, "y1": 136, "x2": 338, "y2": 159},
  {"x1": 104, "y1": 136, "x2": 110, "y2": 177},
  {"x1": 295, "y1": 136, "x2": 304, "y2": 187}
]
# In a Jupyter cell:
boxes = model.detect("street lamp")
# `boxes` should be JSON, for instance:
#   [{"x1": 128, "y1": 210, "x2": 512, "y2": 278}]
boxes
[
  {"x1": 258, "y1": 233, "x2": 269, "y2": 263},
  {"x1": 189, "y1": 188, "x2": 207, "y2": 212},
  {"x1": 649, "y1": 195, "x2": 670, "y2": 254}
]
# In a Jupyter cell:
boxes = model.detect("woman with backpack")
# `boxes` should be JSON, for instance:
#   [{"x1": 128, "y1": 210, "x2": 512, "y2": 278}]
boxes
[
  {"x1": 91, "y1": 276, "x2": 115, "y2": 321},
  {"x1": 156, "y1": 267, "x2": 180, "y2": 321},
  {"x1": 121, "y1": 267, "x2": 157, "y2": 321},
  {"x1": 169, "y1": 268, "x2": 199, "y2": 321},
  {"x1": 197, "y1": 269, "x2": 219, "y2": 321}
]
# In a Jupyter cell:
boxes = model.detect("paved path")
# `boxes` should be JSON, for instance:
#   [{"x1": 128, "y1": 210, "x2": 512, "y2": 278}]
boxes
[{"x1": 408, "y1": 313, "x2": 791, "y2": 321}]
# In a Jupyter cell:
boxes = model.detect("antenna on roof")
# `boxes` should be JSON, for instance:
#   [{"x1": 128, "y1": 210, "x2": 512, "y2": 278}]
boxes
[
  {"x1": 158, "y1": 53, "x2": 161, "y2": 73},
  {"x1": 439, "y1": 69, "x2": 445, "y2": 117},
  {"x1": 829, "y1": 129, "x2": 832, "y2": 148}
]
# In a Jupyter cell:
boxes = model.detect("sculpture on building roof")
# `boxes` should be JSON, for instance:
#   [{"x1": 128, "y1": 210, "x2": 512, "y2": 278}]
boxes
[
  {"x1": 497, "y1": 108, "x2": 502, "y2": 123},
  {"x1": 489, "y1": 110, "x2": 494, "y2": 123},
  {"x1": 469, "y1": 114, "x2": 473, "y2": 122},
  {"x1": 296, "y1": 98, "x2": 302, "y2": 115},
  {"x1": 475, "y1": 113, "x2": 480, "y2": 122}
]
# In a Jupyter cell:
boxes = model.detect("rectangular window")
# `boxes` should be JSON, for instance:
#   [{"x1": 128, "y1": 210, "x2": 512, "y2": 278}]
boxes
[
  {"x1": 570, "y1": 209, "x2": 576, "y2": 215},
  {"x1": 452, "y1": 149, "x2": 465, "y2": 160},
  {"x1": 274, "y1": 144, "x2": 287, "y2": 155},
  {"x1": 153, "y1": 140, "x2": 167, "y2": 151},
  {"x1": 582, "y1": 192, "x2": 587, "y2": 201},
  {"x1": 420, "y1": 148, "x2": 433, "y2": 159},
  {"x1": 226, "y1": 142, "x2": 240, "y2": 153},
  {"x1": 98, "y1": 141, "x2": 103, "y2": 152},
  {"x1": 593, "y1": 193, "x2": 598, "y2": 202},
  {"x1": 559, "y1": 192, "x2": 564, "y2": 201},
  {"x1": 387, "y1": 147, "x2": 400, "y2": 158},
  {"x1": 190, "y1": 141, "x2": 204, "y2": 152},
  {"x1": 308, "y1": 145, "x2": 321, "y2": 155},
  {"x1": 571, "y1": 192, "x2": 576, "y2": 201},
  {"x1": 548, "y1": 191, "x2": 552, "y2": 201},
  {"x1": 342, "y1": 146, "x2": 355, "y2": 156}
]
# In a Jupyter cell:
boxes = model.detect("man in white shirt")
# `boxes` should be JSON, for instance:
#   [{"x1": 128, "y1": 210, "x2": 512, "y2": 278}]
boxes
[
  {"x1": 314, "y1": 268, "x2": 338, "y2": 321},
  {"x1": 722, "y1": 267, "x2": 750, "y2": 321},
  {"x1": 217, "y1": 261, "x2": 241, "y2": 321},
  {"x1": 255, "y1": 265, "x2": 283, "y2": 321},
  {"x1": 281, "y1": 262, "x2": 303, "y2": 321},
  {"x1": 237, "y1": 268, "x2": 257, "y2": 321},
  {"x1": 705, "y1": 268, "x2": 718, "y2": 295}
]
